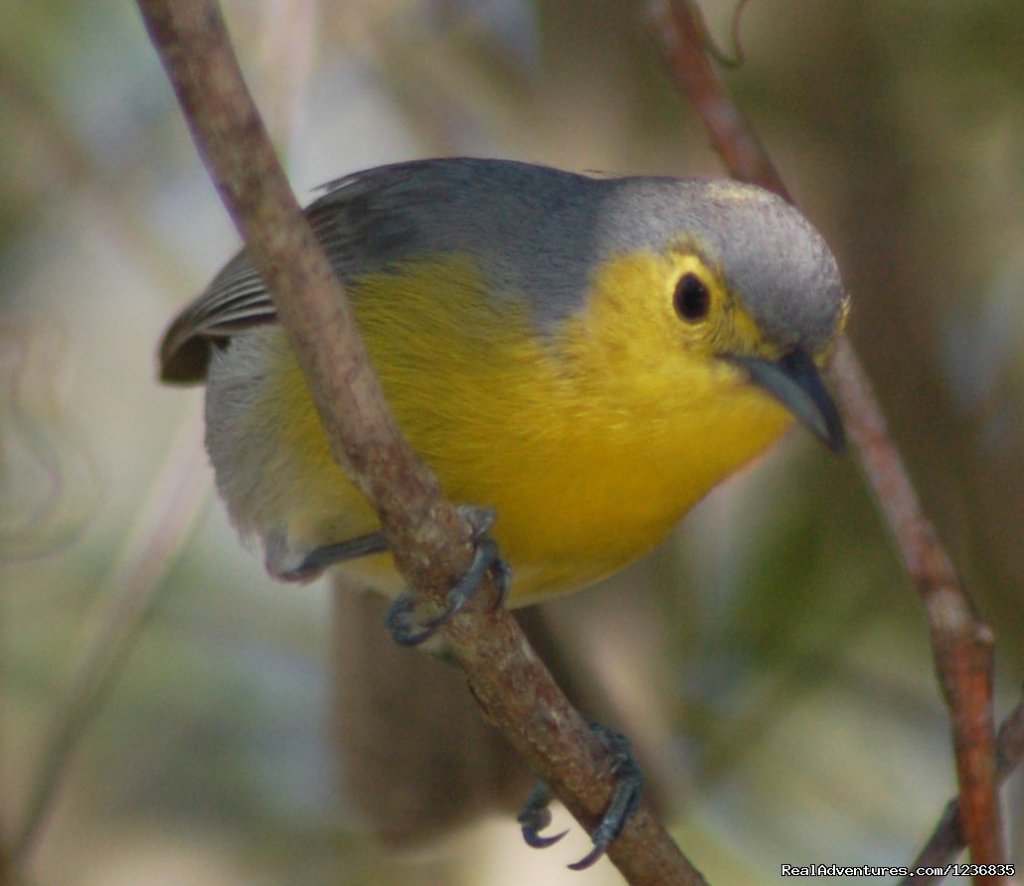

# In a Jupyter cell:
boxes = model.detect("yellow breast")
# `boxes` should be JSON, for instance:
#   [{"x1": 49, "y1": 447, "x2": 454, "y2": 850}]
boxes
[{"x1": 263, "y1": 254, "x2": 794, "y2": 603}]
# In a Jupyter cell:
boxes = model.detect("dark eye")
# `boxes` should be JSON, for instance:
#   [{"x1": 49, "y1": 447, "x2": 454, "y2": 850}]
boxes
[{"x1": 674, "y1": 272, "x2": 710, "y2": 322}]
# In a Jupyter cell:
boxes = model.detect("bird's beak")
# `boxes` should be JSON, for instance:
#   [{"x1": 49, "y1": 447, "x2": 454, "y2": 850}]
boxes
[{"x1": 730, "y1": 347, "x2": 845, "y2": 452}]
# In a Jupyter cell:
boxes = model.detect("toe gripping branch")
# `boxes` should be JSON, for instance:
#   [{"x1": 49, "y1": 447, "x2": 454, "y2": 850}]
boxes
[
  {"x1": 306, "y1": 507, "x2": 642, "y2": 866},
  {"x1": 518, "y1": 724, "x2": 645, "y2": 870},
  {"x1": 384, "y1": 507, "x2": 512, "y2": 646}
]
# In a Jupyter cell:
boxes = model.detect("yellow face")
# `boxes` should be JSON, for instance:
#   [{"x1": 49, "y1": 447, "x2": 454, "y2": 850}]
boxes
[
  {"x1": 664, "y1": 247, "x2": 789, "y2": 363},
  {"x1": 557, "y1": 243, "x2": 799, "y2": 429},
  {"x1": 465, "y1": 244, "x2": 815, "y2": 599}
]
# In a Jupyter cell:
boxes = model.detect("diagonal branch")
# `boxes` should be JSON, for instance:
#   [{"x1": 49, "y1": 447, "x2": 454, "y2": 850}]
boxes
[
  {"x1": 904, "y1": 692, "x2": 1024, "y2": 884},
  {"x1": 652, "y1": 0, "x2": 789, "y2": 198},
  {"x1": 135, "y1": 1, "x2": 704, "y2": 882},
  {"x1": 650, "y1": 0, "x2": 1006, "y2": 875},
  {"x1": 831, "y1": 345, "x2": 1001, "y2": 877}
]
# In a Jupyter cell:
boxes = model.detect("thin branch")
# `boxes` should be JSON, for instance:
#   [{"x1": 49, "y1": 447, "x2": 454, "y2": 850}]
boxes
[
  {"x1": 135, "y1": 1, "x2": 704, "y2": 882},
  {"x1": 903, "y1": 690, "x2": 1024, "y2": 884},
  {"x1": 832, "y1": 344, "x2": 1002, "y2": 872},
  {"x1": 652, "y1": 0, "x2": 788, "y2": 199},
  {"x1": 650, "y1": 0, "x2": 1006, "y2": 875}
]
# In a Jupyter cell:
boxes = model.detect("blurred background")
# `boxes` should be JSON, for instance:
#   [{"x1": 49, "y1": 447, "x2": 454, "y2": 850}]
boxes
[{"x1": 2, "y1": 0, "x2": 1023, "y2": 883}]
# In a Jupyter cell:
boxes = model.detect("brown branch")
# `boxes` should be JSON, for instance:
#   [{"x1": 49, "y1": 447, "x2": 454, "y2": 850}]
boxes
[
  {"x1": 832, "y1": 344, "x2": 1002, "y2": 875},
  {"x1": 651, "y1": 0, "x2": 1007, "y2": 876},
  {"x1": 903, "y1": 689, "x2": 1024, "y2": 884},
  {"x1": 135, "y1": 1, "x2": 703, "y2": 882},
  {"x1": 653, "y1": 0, "x2": 788, "y2": 199}
]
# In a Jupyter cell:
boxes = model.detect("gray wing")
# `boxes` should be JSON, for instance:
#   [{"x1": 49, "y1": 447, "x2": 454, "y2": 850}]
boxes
[
  {"x1": 158, "y1": 250, "x2": 276, "y2": 383},
  {"x1": 158, "y1": 169, "x2": 398, "y2": 384},
  {"x1": 158, "y1": 158, "x2": 725, "y2": 384},
  {"x1": 156, "y1": 157, "x2": 573, "y2": 383}
]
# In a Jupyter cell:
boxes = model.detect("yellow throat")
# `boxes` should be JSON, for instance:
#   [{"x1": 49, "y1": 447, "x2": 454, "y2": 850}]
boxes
[{"x1": 263, "y1": 252, "x2": 798, "y2": 603}]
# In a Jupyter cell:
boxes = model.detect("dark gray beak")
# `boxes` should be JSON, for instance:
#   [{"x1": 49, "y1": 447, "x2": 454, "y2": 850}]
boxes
[{"x1": 730, "y1": 347, "x2": 845, "y2": 452}]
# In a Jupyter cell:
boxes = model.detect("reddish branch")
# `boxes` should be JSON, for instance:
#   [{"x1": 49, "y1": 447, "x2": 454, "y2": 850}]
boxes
[
  {"x1": 653, "y1": 0, "x2": 789, "y2": 198},
  {"x1": 832, "y1": 345, "x2": 1002, "y2": 881},
  {"x1": 909, "y1": 695, "x2": 1024, "y2": 883},
  {"x1": 650, "y1": 0, "x2": 1007, "y2": 877},
  {"x1": 136, "y1": 0, "x2": 703, "y2": 882}
]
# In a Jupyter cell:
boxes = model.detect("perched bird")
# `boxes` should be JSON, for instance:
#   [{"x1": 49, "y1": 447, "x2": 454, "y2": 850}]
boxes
[
  {"x1": 161, "y1": 157, "x2": 846, "y2": 600},
  {"x1": 159, "y1": 157, "x2": 847, "y2": 863}
]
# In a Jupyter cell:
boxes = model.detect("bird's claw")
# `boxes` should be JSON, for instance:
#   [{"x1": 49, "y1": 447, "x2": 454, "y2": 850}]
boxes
[
  {"x1": 518, "y1": 723, "x2": 644, "y2": 870},
  {"x1": 384, "y1": 506, "x2": 511, "y2": 646},
  {"x1": 518, "y1": 782, "x2": 570, "y2": 849}
]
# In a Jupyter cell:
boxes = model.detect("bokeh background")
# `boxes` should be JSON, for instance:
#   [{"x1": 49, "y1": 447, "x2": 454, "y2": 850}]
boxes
[{"x1": 2, "y1": 0, "x2": 1023, "y2": 883}]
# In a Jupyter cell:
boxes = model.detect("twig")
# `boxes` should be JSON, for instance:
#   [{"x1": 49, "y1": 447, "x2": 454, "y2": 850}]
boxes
[
  {"x1": 652, "y1": 0, "x2": 788, "y2": 199},
  {"x1": 903, "y1": 689, "x2": 1024, "y2": 884},
  {"x1": 136, "y1": 1, "x2": 704, "y2": 881},
  {"x1": 651, "y1": 0, "x2": 1006, "y2": 876},
  {"x1": 833, "y1": 343, "x2": 1002, "y2": 873}
]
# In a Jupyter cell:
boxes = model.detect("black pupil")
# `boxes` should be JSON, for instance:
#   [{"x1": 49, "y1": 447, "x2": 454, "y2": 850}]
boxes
[{"x1": 675, "y1": 273, "x2": 710, "y2": 321}]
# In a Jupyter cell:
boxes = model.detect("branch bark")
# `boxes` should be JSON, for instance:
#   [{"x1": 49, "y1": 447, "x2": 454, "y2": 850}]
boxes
[
  {"x1": 650, "y1": 0, "x2": 1006, "y2": 878},
  {"x1": 136, "y1": 1, "x2": 703, "y2": 882},
  {"x1": 902, "y1": 679, "x2": 1024, "y2": 883}
]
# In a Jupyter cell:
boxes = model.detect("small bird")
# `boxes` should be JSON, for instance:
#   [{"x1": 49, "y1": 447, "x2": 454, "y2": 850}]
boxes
[
  {"x1": 161, "y1": 157, "x2": 846, "y2": 599},
  {"x1": 159, "y1": 156, "x2": 847, "y2": 864}
]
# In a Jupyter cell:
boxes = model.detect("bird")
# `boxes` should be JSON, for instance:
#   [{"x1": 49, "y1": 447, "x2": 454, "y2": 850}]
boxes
[
  {"x1": 161, "y1": 157, "x2": 846, "y2": 600},
  {"x1": 159, "y1": 156, "x2": 847, "y2": 865}
]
